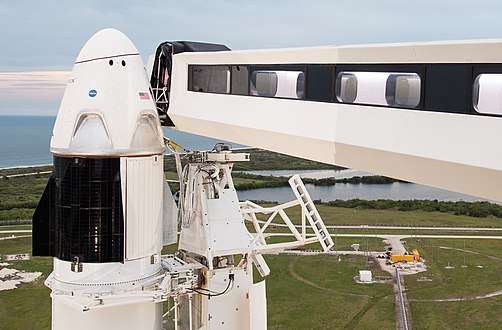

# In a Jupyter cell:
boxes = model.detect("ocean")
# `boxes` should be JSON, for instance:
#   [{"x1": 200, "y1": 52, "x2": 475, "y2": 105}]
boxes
[
  {"x1": 0, "y1": 116, "x2": 55, "y2": 168},
  {"x1": 0, "y1": 115, "x2": 244, "y2": 168}
]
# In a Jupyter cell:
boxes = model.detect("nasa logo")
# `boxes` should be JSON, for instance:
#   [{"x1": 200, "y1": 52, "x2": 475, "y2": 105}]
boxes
[{"x1": 88, "y1": 89, "x2": 97, "y2": 97}]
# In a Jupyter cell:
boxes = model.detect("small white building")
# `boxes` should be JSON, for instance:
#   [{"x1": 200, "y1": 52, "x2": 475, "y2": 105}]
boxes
[
  {"x1": 351, "y1": 243, "x2": 360, "y2": 251},
  {"x1": 359, "y1": 270, "x2": 372, "y2": 282}
]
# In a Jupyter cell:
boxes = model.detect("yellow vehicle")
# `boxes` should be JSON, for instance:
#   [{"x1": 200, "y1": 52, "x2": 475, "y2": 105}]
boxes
[{"x1": 391, "y1": 249, "x2": 420, "y2": 263}]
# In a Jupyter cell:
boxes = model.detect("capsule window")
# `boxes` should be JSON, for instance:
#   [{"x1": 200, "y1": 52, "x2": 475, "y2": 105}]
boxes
[
  {"x1": 190, "y1": 66, "x2": 230, "y2": 94},
  {"x1": 473, "y1": 74, "x2": 502, "y2": 115},
  {"x1": 250, "y1": 70, "x2": 305, "y2": 99}
]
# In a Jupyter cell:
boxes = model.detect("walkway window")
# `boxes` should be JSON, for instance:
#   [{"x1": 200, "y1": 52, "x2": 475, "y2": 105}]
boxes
[
  {"x1": 231, "y1": 66, "x2": 249, "y2": 95},
  {"x1": 190, "y1": 66, "x2": 230, "y2": 94},
  {"x1": 336, "y1": 71, "x2": 421, "y2": 108},
  {"x1": 250, "y1": 70, "x2": 305, "y2": 99},
  {"x1": 386, "y1": 74, "x2": 421, "y2": 108},
  {"x1": 251, "y1": 71, "x2": 277, "y2": 97},
  {"x1": 336, "y1": 72, "x2": 357, "y2": 103},
  {"x1": 473, "y1": 74, "x2": 502, "y2": 115}
]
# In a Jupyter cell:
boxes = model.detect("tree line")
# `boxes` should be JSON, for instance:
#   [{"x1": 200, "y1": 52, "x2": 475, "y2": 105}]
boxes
[
  {"x1": 232, "y1": 172, "x2": 405, "y2": 190},
  {"x1": 319, "y1": 199, "x2": 502, "y2": 218}
]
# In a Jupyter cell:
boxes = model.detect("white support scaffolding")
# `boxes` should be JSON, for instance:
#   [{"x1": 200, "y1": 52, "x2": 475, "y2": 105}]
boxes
[{"x1": 172, "y1": 149, "x2": 334, "y2": 329}]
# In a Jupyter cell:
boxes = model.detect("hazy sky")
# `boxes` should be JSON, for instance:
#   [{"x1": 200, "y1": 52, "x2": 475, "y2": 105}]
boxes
[{"x1": 2, "y1": 0, "x2": 502, "y2": 115}]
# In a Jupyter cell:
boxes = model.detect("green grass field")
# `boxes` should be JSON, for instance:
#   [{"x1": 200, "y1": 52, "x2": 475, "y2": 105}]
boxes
[
  {"x1": 403, "y1": 238, "x2": 502, "y2": 329},
  {"x1": 0, "y1": 238, "x2": 394, "y2": 330},
  {"x1": 0, "y1": 237, "x2": 52, "y2": 330},
  {"x1": 406, "y1": 238, "x2": 502, "y2": 299},
  {"x1": 265, "y1": 254, "x2": 395, "y2": 330},
  {"x1": 1, "y1": 160, "x2": 502, "y2": 329},
  {"x1": 1, "y1": 233, "x2": 500, "y2": 329}
]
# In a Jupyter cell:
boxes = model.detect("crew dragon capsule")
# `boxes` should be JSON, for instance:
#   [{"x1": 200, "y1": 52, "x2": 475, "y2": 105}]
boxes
[{"x1": 32, "y1": 29, "x2": 176, "y2": 330}]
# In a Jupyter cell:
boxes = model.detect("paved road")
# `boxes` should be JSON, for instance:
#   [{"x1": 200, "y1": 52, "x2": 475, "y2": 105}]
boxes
[
  {"x1": 0, "y1": 170, "x2": 52, "y2": 179},
  {"x1": 386, "y1": 236, "x2": 407, "y2": 255},
  {"x1": 267, "y1": 232, "x2": 502, "y2": 256},
  {"x1": 254, "y1": 219, "x2": 502, "y2": 231},
  {"x1": 327, "y1": 225, "x2": 502, "y2": 231},
  {"x1": 0, "y1": 235, "x2": 31, "y2": 241},
  {"x1": 268, "y1": 232, "x2": 502, "y2": 240}
]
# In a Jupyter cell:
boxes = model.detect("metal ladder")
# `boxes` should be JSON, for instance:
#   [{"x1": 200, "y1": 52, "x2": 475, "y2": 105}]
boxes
[{"x1": 288, "y1": 175, "x2": 334, "y2": 251}]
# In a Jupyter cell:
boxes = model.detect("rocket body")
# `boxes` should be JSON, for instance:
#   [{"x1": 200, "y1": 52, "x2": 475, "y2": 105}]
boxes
[{"x1": 33, "y1": 29, "x2": 167, "y2": 330}]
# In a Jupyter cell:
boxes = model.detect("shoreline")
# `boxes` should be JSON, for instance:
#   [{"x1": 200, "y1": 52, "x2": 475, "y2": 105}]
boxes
[
  {"x1": 0, "y1": 163, "x2": 52, "y2": 170},
  {"x1": 0, "y1": 147, "x2": 255, "y2": 170}
]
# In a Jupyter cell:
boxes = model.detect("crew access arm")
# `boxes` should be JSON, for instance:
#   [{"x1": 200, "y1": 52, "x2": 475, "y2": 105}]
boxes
[{"x1": 151, "y1": 40, "x2": 502, "y2": 202}]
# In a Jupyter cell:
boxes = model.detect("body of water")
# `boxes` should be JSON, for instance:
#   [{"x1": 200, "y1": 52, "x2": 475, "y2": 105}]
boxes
[
  {"x1": 237, "y1": 182, "x2": 492, "y2": 203},
  {"x1": 0, "y1": 116, "x2": 55, "y2": 167},
  {"x1": 237, "y1": 169, "x2": 494, "y2": 203},
  {"x1": 0, "y1": 115, "x2": 244, "y2": 168}
]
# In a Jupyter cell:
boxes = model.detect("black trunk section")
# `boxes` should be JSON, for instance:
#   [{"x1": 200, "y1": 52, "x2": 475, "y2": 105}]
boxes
[{"x1": 32, "y1": 157, "x2": 124, "y2": 263}]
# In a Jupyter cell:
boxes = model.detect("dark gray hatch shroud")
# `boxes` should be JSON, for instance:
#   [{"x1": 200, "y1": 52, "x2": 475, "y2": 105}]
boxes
[{"x1": 150, "y1": 41, "x2": 230, "y2": 126}]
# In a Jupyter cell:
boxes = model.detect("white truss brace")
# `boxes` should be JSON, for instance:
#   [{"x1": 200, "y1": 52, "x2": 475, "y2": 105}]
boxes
[{"x1": 240, "y1": 174, "x2": 334, "y2": 255}]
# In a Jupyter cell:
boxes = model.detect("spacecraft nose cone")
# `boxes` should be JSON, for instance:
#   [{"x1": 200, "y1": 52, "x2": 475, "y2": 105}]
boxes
[
  {"x1": 76, "y1": 28, "x2": 139, "y2": 63},
  {"x1": 51, "y1": 28, "x2": 165, "y2": 156}
]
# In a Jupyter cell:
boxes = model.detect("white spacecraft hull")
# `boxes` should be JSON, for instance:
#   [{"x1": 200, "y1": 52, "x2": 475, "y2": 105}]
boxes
[
  {"x1": 52, "y1": 297, "x2": 162, "y2": 330},
  {"x1": 33, "y1": 29, "x2": 170, "y2": 330}
]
